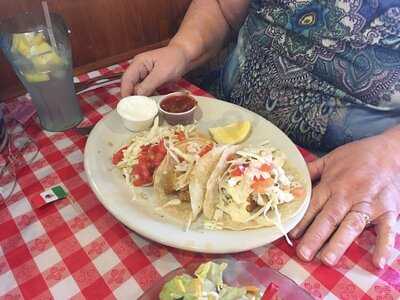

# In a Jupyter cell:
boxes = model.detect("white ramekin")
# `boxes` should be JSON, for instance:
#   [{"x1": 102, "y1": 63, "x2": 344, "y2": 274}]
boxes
[{"x1": 117, "y1": 96, "x2": 158, "y2": 132}]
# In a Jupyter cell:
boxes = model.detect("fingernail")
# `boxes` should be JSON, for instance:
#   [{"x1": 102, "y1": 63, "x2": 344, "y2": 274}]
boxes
[
  {"x1": 378, "y1": 258, "x2": 386, "y2": 269},
  {"x1": 323, "y1": 252, "x2": 336, "y2": 265},
  {"x1": 135, "y1": 88, "x2": 143, "y2": 95},
  {"x1": 299, "y1": 247, "x2": 311, "y2": 260}
]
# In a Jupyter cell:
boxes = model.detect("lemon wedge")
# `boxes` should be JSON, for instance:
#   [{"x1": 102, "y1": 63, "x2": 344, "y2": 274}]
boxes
[{"x1": 209, "y1": 121, "x2": 252, "y2": 144}]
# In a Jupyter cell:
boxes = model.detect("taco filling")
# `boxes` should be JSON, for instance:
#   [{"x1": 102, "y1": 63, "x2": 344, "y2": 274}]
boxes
[{"x1": 112, "y1": 117, "x2": 201, "y2": 187}]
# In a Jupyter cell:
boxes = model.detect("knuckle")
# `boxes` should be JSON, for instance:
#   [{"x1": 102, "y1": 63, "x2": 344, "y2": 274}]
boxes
[
  {"x1": 137, "y1": 85, "x2": 153, "y2": 96},
  {"x1": 324, "y1": 238, "x2": 347, "y2": 255},
  {"x1": 133, "y1": 53, "x2": 145, "y2": 60},
  {"x1": 121, "y1": 73, "x2": 131, "y2": 84},
  {"x1": 330, "y1": 188, "x2": 346, "y2": 201},
  {"x1": 307, "y1": 199, "x2": 321, "y2": 215},
  {"x1": 323, "y1": 209, "x2": 342, "y2": 228},
  {"x1": 131, "y1": 55, "x2": 145, "y2": 66},
  {"x1": 347, "y1": 213, "x2": 366, "y2": 232},
  {"x1": 307, "y1": 230, "x2": 324, "y2": 244},
  {"x1": 310, "y1": 185, "x2": 330, "y2": 208},
  {"x1": 123, "y1": 67, "x2": 137, "y2": 79},
  {"x1": 334, "y1": 239, "x2": 349, "y2": 251},
  {"x1": 325, "y1": 213, "x2": 338, "y2": 228},
  {"x1": 384, "y1": 227, "x2": 396, "y2": 242}
]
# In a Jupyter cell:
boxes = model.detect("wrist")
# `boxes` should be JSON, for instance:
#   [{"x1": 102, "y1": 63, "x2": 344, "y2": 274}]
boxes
[
  {"x1": 168, "y1": 35, "x2": 208, "y2": 73},
  {"x1": 167, "y1": 40, "x2": 194, "y2": 71}
]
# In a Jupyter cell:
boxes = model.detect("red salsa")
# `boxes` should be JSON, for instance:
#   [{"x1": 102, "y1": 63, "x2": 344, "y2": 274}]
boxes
[
  {"x1": 160, "y1": 95, "x2": 197, "y2": 113},
  {"x1": 131, "y1": 140, "x2": 167, "y2": 186},
  {"x1": 112, "y1": 140, "x2": 167, "y2": 187}
]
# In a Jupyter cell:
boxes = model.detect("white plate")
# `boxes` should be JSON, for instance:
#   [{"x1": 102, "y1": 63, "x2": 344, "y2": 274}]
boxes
[{"x1": 84, "y1": 96, "x2": 311, "y2": 253}]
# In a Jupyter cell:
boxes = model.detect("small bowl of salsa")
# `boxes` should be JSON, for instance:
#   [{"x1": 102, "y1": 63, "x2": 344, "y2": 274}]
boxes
[{"x1": 158, "y1": 92, "x2": 197, "y2": 125}]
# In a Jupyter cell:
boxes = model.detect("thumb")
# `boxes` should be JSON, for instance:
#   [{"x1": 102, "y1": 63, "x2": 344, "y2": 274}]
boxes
[
  {"x1": 135, "y1": 64, "x2": 167, "y2": 96},
  {"x1": 307, "y1": 156, "x2": 326, "y2": 181}
]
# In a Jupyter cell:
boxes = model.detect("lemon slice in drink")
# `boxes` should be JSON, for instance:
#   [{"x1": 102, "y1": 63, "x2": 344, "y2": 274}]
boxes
[{"x1": 209, "y1": 121, "x2": 252, "y2": 144}]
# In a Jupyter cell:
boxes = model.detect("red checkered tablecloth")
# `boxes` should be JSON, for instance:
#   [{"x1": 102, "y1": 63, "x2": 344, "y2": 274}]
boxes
[{"x1": 1, "y1": 62, "x2": 399, "y2": 300}]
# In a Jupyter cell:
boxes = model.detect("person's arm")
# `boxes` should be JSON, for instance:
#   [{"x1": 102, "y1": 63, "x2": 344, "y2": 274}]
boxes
[
  {"x1": 121, "y1": 0, "x2": 250, "y2": 97},
  {"x1": 169, "y1": 0, "x2": 250, "y2": 72}
]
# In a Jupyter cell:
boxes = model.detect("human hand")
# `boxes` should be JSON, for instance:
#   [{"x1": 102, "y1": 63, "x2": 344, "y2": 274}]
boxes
[
  {"x1": 290, "y1": 130, "x2": 400, "y2": 268},
  {"x1": 121, "y1": 45, "x2": 188, "y2": 97}
]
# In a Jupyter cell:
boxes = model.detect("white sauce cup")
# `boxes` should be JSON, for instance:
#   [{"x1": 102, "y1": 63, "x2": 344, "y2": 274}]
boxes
[{"x1": 117, "y1": 96, "x2": 158, "y2": 132}]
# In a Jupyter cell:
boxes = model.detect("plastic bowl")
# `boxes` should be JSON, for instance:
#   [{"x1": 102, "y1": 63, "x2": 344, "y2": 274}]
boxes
[{"x1": 138, "y1": 259, "x2": 314, "y2": 299}]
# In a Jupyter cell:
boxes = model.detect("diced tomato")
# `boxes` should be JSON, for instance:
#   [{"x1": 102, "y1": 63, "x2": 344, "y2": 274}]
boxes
[
  {"x1": 140, "y1": 156, "x2": 148, "y2": 164},
  {"x1": 291, "y1": 187, "x2": 305, "y2": 198},
  {"x1": 133, "y1": 175, "x2": 152, "y2": 186},
  {"x1": 147, "y1": 152, "x2": 156, "y2": 163},
  {"x1": 132, "y1": 164, "x2": 139, "y2": 176},
  {"x1": 140, "y1": 144, "x2": 150, "y2": 152},
  {"x1": 261, "y1": 283, "x2": 279, "y2": 300},
  {"x1": 160, "y1": 146, "x2": 167, "y2": 155},
  {"x1": 251, "y1": 178, "x2": 274, "y2": 193},
  {"x1": 130, "y1": 140, "x2": 167, "y2": 187},
  {"x1": 230, "y1": 165, "x2": 245, "y2": 177},
  {"x1": 199, "y1": 143, "x2": 213, "y2": 157},
  {"x1": 260, "y1": 163, "x2": 272, "y2": 173},
  {"x1": 112, "y1": 146, "x2": 128, "y2": 165},
  {"x1": 176, "y1": 131, "x2": 186, "y2": 142},
  {"x1": 133, "y1": 163, "x2": 151, "y2": 181},
  {"x1": 141, "y1": 164, "x2": 152, "y2": 180},
  {"x1": 133, "y1": 177, "x2": 145, "y2": 186},
  {"x1": 149, "y1": 144, "x2": 159, "y2": 153},
  {"x1": 148, "y1": 140, "x2": 166, "y2": 157}
]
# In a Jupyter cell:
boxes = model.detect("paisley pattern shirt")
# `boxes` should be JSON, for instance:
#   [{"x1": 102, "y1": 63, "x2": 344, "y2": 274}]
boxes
[{"x1": 221, "y1": 0, "x2": 400, "y2": 150}]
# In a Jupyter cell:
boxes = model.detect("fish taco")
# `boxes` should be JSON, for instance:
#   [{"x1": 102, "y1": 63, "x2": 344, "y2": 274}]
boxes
[
  {"x1": 203, "y1": 143, "x2": 306, "y2": 238},
  {"x1": 154, "y1": 136, "x2": 227, "y2": 223}
]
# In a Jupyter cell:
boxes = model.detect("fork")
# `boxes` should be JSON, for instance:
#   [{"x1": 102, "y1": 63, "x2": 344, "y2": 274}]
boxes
[{"x1": 75, "y1": 72, "x2": 123, "y2": 94}]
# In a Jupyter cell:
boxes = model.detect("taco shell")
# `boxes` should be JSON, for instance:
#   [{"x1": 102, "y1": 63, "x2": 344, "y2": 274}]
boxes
[{"x1": 153, "y1": 142, "x2": 227, "y2": 223}]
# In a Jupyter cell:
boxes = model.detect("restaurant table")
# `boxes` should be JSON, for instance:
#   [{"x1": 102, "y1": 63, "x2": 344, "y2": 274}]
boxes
[{"x1": 1, "y1": 61, "x2": 399, "y2": 300}]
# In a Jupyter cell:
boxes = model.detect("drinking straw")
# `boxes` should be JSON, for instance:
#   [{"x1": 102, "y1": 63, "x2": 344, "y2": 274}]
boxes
[{"x1": 41, "y1": 1, "x2": 57, "y2": 51}]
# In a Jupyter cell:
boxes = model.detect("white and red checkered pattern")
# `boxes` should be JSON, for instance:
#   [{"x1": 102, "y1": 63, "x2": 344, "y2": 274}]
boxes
[{"x1": 1, "y1": 62, "x2": 399, "y2": 300}]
